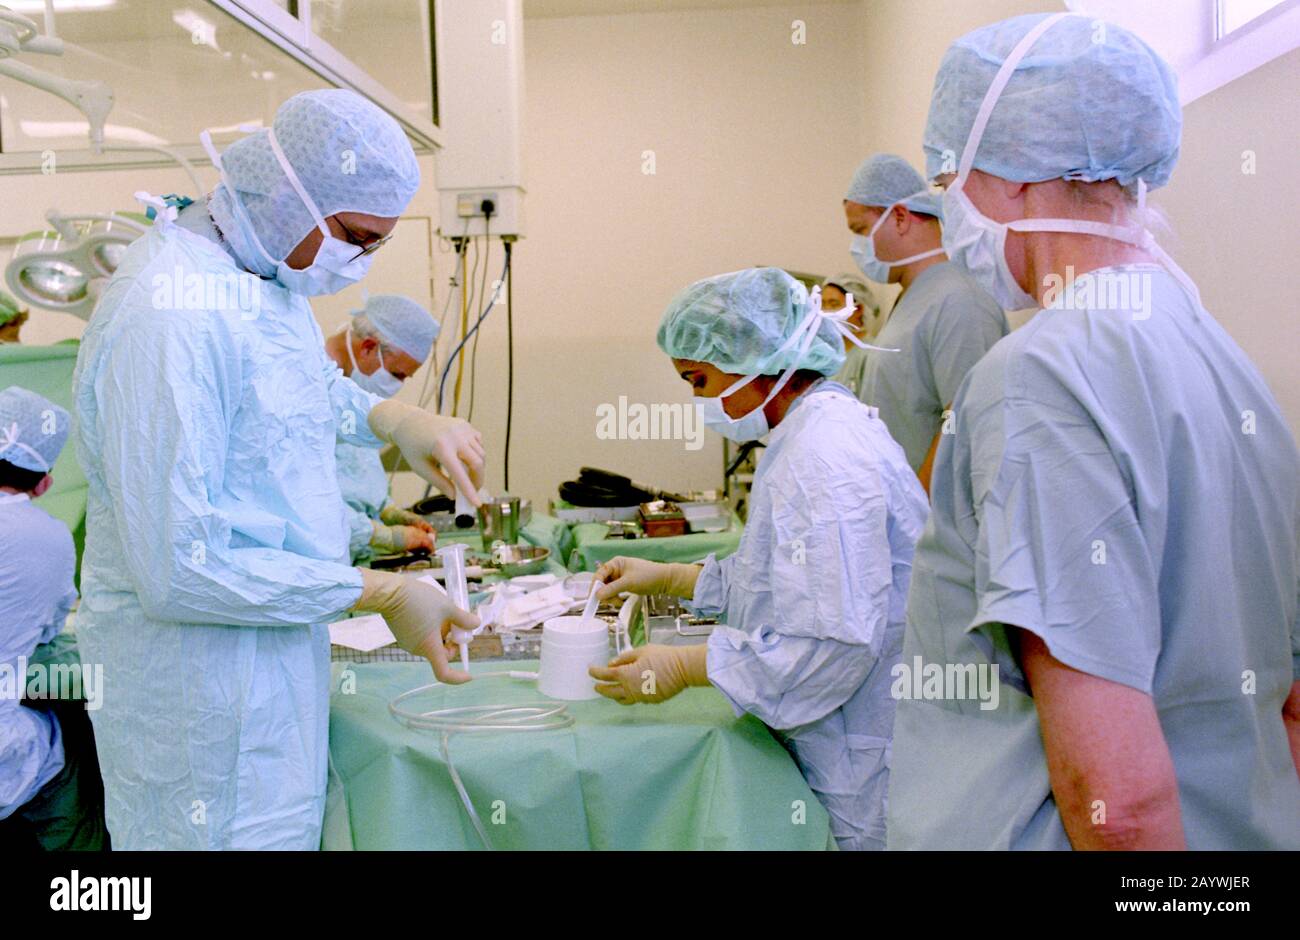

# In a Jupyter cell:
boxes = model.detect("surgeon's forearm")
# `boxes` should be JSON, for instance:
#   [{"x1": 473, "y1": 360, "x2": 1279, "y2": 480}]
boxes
[
  {"x1": 1017, "y1": 628, "x2": 1186, "y2": 850},
  {"x1": 918, "y1": 432, "x2": 939, "y2": 496},
  {"x1": 1284, "y1": 680, "x2": 1300, "y2": 780},
  {"x1": 917, "y1": 408, "x2": 950, "y2": 497},
  {"x1": 133, "y1": 546, "x2": 365, "y2": 627}
]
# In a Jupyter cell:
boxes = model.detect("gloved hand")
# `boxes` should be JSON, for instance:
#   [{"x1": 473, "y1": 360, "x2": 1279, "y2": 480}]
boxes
[
  {"x1": 593, "y1": 556, "x2": 702, "y2": 602},
  {"x1": 369, "y1": 400, "x2": 486, "y2": 505},
  {"x1": 355, "y1": 570, "x2": 478, "y2": 684},
  {"x1": 589, "y1": 644, "x2": 709, "y2": 704},
  {"x1": 370, "y1": 520, "x2": 436, "y2": 554},
  {"x1": 379, "y1": 504, "x2": 435, "y2": 531}
]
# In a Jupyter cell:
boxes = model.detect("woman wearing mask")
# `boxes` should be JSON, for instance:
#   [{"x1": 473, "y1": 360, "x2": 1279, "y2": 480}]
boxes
[{"x1": 589, "y1": 267, "x2": 928, "y2": 850}]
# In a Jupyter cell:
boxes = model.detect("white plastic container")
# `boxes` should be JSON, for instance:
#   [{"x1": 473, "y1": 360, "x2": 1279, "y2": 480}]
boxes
[{"x1": 537, "y1": 615, "x2": 611, "y2": 701}]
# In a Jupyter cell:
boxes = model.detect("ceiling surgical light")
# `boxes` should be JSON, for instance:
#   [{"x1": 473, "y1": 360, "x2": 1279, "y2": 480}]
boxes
[
  {"x1": 0, "y1": 3, "x2": 115, "y2": 150},
  {"x1": 4, "y1": 210, "x2": 150, "y2": 319}
]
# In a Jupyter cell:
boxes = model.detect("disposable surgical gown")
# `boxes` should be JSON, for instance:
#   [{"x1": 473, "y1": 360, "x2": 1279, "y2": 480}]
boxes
[
  {"x1": 73, "y1": 217, "x2": 383, "y2": 849},
  {"x1": 0, "y1": 494, "x2": 76, "y2": 819},
  {"x1": 832, "y1": 343, "x2": 868, "y2": 399},
  {"x1": 692, "y1": 381, "x2": 928, "y2": 850},
  {"x1": 888, "y1": 266, "x2": 1300, "y2": 849},
  {"x1": 336, "y1": 438, "x2": 390, "y2": 561},
  {"x1": 858, "y1": 261, "x2": 1007, "y2": 470}
]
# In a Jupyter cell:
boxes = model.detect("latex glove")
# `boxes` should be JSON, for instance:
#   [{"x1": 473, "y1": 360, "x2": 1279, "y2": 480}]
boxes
[
  {"x1": 369, "y1": 400, "x2": 486, "y2": 505},
  {"x1": 593, "y1": 556, "x2": 701, "y2": 602},
  {"x1": 370, "y1": 520, "x2": 435, "y2": 554},
  {"x1": 355, "y1": 570, "x2": 478, "y2": 684},
  {"x1": 589, "y1": 644, "x2": 709, "y2": 704},
  {"x1": 380, "y1": 505, "x2": 435, "y2": 531}
]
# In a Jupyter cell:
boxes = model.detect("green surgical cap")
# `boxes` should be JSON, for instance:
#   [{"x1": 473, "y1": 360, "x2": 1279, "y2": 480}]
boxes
[{"x1": 657, "y1": 267, "x2": 846, "y2": 377}]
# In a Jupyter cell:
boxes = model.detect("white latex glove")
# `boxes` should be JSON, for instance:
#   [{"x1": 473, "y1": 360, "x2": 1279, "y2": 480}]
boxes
[
  {"x1": 588, "y1": 644, "x2": 709, "y2": 704},
  {"x1": 370, "y1": 520, "x2": 435, "y2": 554},
  {"x1": 355, "y1": 570, "x2": 478, "y2": 684},
  {"x1": 369, "y1": 400, "x2": 486, "y2": 505},
  {"x1": 593, "y1": 556, "x2": 702, "y2": 601}
]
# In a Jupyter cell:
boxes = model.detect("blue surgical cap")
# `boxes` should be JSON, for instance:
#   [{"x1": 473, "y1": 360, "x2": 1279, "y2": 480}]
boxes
[
  {"x1": 845, "y1": 154, "x2": 943, "y2": 218},
  {"x1": 924, "y1": 13, "x2": 1181, "y2": 189},
  {"x1": 210, "y1": 89, "x2": 421, "y2": 271},
  {"x1": 357, "y1": 294, "x2": 439, "y2": 362},
  {"x1": 657, "y1": 268, "x2": 846, "y2": 377},
  {"x1": 0, "y1": 386, "x2": 70, "y2": 473}
]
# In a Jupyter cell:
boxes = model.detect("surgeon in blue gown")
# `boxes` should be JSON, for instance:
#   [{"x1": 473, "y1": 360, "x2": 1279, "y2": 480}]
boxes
[
  {"x1": 322, "y1": 294, "x2": 441, "y2": 562},
  {"x1": 887, "y1": 13, "x2": 1300, "y2": 849},
  {"x1": 74, "y1": 90, "x2": 486, "y2": 850},
  {"x1": 588, "y1": 268, "x2": 928, "y2": 850}
]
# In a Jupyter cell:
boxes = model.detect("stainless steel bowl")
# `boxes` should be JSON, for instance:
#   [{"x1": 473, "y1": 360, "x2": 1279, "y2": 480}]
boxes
[{"x1": 492, "y1": 544, "x2": 550, "y2": 577}]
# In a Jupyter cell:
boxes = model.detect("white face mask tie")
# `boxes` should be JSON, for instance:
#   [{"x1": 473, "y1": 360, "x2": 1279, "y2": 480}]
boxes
[
  {"x1": 850, "y1": 195, "x2": 945, "y2": 283},
  {"x1": 199, "y1": 128, "x2": 374, "y2": 296}
]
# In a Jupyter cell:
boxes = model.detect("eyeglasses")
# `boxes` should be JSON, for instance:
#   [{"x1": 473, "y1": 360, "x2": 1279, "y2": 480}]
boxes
[{"x1": 333, "y1": 218, "x2": 394, "y2": 263}]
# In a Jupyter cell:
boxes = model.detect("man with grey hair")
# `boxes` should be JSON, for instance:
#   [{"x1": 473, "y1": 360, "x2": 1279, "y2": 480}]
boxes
[{"x1": 323, "y1": 294, "x2": 441, "y2": 560}]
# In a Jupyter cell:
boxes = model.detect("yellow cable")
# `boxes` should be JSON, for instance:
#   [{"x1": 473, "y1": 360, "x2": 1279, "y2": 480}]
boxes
[{"x1": 452, "y1": 242, "x2": 469, "y2": 415}]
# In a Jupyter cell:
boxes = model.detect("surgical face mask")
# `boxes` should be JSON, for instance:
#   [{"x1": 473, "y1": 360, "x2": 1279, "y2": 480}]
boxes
[
  {"x1": 697, "y1": 286, "x2": 899, "y2": 443},
  {"x1": 942, "y1": 12, "x2": 1197, "y2": 311},
  {"x1": 699, "y1": 378, "x2": 772, "y2": 444},
  {"x1": 940, "y1": 183, "x2": 1036, "y2": 310},
  {"x1": 200, "y1": 129, "x2": 374, "y2": 297},
  {"x1": 345, "y1": 328, "x2": 403, "y2": 398},
  {"x1": 850, "y1": 198, "x2": 945, "y2": 283}
]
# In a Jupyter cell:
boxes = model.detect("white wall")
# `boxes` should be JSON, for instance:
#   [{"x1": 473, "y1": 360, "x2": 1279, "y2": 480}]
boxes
[
  {"x1": 487, "y1": 0, "x2": 870, "y2": 507},
  {"x1": 1153, "y1": 45, "x2": 1300, "y2": 438},
  {"x1": 852, "y1": 0, "x2": 1049, "y2": 327}
]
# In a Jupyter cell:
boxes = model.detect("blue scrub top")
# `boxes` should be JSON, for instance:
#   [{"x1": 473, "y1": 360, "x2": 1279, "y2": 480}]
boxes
[
  {"x1": 694, "y1": 381, "x2": 929, "y2": 849},
  {"x1": 888, "y1": 265, "x2": 1300, "y2": 849},
  {"x1": 858, "y1": 261, "x2": 1007, "y2": 470},
  {"x1": 0, "y1": 495, "x2": 75, "y2": 817}
]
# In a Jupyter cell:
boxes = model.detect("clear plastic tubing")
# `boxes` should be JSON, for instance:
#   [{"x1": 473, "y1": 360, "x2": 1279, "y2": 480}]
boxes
[{"x1": 389, "y1": 675, "x2": 574, "y2": 850}]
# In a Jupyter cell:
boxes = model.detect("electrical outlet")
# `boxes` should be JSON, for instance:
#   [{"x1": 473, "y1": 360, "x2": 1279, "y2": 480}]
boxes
[{"x1": 456, "y1": 192, "x2": 499, "y2": 218}]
